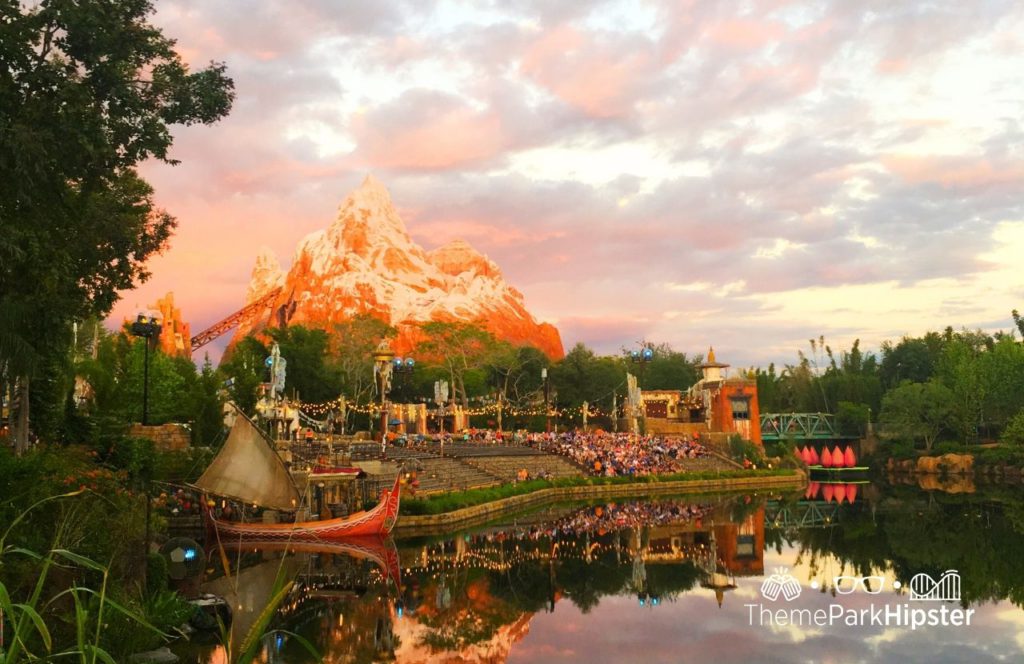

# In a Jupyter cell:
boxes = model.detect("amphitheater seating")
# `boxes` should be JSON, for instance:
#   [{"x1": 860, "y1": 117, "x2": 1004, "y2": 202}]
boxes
[
  {"x1": 412, "y1": 457, "x2": 502, "y2": 495},
  {"x1": 463, "y1": 455, "x2": 584, "y2": 483}
]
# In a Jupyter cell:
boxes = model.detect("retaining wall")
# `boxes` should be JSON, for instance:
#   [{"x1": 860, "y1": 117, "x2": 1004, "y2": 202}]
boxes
[{"x1": 395, "y1": 471, "x2": 805, "y2": 536}]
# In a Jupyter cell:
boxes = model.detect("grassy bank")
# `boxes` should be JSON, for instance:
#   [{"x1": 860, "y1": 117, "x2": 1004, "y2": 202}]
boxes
[{"x1": 400, "y1": 468, "x2": 797, "y2": 516}]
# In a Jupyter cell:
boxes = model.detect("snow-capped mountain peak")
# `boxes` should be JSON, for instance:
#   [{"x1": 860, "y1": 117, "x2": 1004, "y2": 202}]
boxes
[{"x1": 231, "y1": 177, "x2": 563, "y2": 358}]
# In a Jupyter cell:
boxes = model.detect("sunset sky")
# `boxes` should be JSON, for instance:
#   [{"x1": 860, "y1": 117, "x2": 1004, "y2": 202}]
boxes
[{"x1": 111, "y1": 0, "x2": 1024, "y2": 366}]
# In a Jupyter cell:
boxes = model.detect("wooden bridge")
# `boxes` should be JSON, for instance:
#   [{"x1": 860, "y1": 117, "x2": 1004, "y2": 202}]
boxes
[{"x1": 760, "y1": 413, "x2": 857, "y2": 442}]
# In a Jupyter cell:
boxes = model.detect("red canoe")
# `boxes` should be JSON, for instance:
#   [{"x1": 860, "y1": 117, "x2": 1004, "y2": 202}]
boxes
[{"x1": 209, "y1": 473, "x2": 402, "y2": 541}]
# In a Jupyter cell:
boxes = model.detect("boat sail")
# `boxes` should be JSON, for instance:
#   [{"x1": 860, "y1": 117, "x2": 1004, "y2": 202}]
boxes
[
  {"x1": 194, "y1": 409, "x2": 300, "y2": 511},
  {"x1": 195, "y1": 409, "x2": 401, "y2": 540}
]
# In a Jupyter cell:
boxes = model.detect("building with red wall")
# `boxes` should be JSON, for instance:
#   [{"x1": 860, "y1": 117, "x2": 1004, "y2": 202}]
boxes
[{"x1": 642, "y1": 347, "x2": 762, "y2": 445}]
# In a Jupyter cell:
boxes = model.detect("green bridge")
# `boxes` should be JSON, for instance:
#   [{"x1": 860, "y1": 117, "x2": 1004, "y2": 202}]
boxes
[{"x1": 759, "y1": 412, "x2": 858, "y2": 442}]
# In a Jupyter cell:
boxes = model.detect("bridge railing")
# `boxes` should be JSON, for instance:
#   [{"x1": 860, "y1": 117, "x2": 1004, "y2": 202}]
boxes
[{"x1": 760, "y1": 412, "x2": 852, "y2": 441}]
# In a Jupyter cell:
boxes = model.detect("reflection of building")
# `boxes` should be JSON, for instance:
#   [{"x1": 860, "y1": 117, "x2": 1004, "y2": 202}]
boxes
[
  {"x1": 643, "y1": 347, "x2": 762, "y2": 445},
  {"x1": 714, "y1": 507, "x2": 765, "y2": 577}
]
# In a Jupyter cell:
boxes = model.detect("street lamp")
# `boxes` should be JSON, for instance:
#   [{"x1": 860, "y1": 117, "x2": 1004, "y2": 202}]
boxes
[
  {"x1": 628, "y1": 345, "x2": 654, "y2": 387},
  {"x1": 391, "y1": 357, "x2": 415, "y2": 431},
  {"x1": 542, "y1": 367, "x2": 551, "y2": 433},
  {"x1": 130, "y1": 313, "x2": 162, "y2": 425}
]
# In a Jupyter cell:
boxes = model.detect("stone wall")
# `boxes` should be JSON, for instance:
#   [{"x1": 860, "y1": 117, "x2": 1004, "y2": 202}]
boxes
[
  {"x1": 395, "y1": 471, "x2": 805, "y2": 537},
  {"x1": 128, "y1": 423, "x2": 190, "y2": 451}
]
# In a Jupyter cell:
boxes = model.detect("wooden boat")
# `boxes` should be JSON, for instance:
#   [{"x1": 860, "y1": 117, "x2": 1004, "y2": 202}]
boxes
[{"x1": 195, "y1": 409, "x2": 401, "y2": 541}]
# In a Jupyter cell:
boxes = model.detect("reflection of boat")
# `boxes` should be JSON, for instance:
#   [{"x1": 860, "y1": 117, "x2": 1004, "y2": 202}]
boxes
[
  {"x1": 195, "y1": 410, "x2": 401, "y2": 540},
  {"x1": 219, "y1": 536, "x2": 402, "y2": 587}
]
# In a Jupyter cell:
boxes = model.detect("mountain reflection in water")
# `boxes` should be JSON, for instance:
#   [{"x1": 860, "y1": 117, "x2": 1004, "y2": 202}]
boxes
[{"x1": 182, "y1": 483, "x2": 1024, "y2": 663}]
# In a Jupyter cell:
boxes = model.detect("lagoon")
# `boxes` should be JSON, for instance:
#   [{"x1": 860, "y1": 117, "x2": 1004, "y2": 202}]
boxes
[{"x1": 181, "y1": 481, "x2": 1024, "y2": 663}]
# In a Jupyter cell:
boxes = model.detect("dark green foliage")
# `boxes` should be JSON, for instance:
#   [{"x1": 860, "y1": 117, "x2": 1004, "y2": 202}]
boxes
[
  {"x1": 1, "y1": 0, "x2": 234, "y2": 450},
  {"x1": 836, "y1": 401, "x2": 871, "y2": 436},
  {"x1": 220, "y1": 335, "x2": 270, "y2": 416},
  {"x1": 878, "y1": 380, "x2": 954, "y2": 452},
  {"x1": 145, "y1": 552, "x2": 169, "y2": 596},
  {"x1": 267, "y1": 325, "x2": 343, "y2": 402},
  {"x1": 1003, "y1": 411, "x2": 1024, "y2": 447},
  {"x1": 729, "y1": 435, "x2": 763, "y2": 463}
]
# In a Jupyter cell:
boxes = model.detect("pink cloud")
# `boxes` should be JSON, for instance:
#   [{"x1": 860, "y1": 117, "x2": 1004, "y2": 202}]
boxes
[
  {"x1": 883, "y1": 155, "x2": 1024, "y2": 190},
  {"x1": 519, "y1": 25, "x2": 660, "y2": 118},
  {"x1": 703, "y1": 19, "x2": 785, "y2": 50},
  {"x1": 351, "y1": 92, "x2": 509, "y2": 170}
]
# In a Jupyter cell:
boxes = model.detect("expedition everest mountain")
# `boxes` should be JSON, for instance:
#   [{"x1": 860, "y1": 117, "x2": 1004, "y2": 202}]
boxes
[{"x1": 231, "y1": 176, "x2": 564, "y2": 358}]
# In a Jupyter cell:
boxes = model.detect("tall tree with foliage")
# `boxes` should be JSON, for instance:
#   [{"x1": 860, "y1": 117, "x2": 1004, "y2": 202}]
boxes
[
  {"x1": 267, "y1": 325, "x2": 342, "y2": 403},
  {"x1": 417, "y1": 322, "x2": 500, "y2": 409},
  {"x1": 332, "y1": 315, "x2": 396, "y2": 404},
  {"x1": 0, "y1": 0, "x2": 234, "y2": 451},
  {"x1": 879, "y1": 381, "x2": 955, "y2": 452}
]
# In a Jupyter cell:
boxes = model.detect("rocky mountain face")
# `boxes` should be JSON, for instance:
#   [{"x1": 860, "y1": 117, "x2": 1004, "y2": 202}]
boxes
[{"x1": 232, "y1": 176, "x2": 563, "y2": 358}]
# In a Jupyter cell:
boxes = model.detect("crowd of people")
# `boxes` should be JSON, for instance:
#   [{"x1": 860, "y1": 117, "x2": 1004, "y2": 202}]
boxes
[{"x1": 527, "y1": 430, "x2": 710, "y2": 477}]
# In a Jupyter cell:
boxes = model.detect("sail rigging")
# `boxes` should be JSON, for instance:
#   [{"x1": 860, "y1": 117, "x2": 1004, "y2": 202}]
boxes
[{"x1": 194, "y1": 409, "x2": 300, "y2": 511}]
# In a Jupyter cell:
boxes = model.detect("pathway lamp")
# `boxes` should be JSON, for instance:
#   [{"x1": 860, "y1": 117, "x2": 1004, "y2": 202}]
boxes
[{"x1": 130, "y1": 312, "x2": 163, "y2": 425}]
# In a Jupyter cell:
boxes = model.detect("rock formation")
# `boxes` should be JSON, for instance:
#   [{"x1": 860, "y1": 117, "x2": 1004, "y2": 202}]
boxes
[{"x1": 232, "y1": 176, "x2": 563, "y2": 358}]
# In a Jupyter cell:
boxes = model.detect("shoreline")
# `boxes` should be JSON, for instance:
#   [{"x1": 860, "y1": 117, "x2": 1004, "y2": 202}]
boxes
[{"x1": 394, "y1": 470, "x2": 805, "y2": 536}]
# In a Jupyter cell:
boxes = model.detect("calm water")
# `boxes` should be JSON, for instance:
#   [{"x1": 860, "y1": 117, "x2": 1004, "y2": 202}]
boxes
[{"x1": 179, "y1": 479, "x2": 1024, "y2": 663}]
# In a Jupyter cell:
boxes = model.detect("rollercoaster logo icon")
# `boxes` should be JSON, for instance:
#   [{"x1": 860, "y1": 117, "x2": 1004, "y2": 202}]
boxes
[
  {"x1": 909, "y1": 570, "x2": 961, "y2": 601},
  {"x1": 760, "y1": 567, "x2": 802, "y2": 601}
]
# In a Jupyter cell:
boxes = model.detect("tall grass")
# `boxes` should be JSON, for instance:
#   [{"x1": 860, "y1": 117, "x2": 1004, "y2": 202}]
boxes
[{"x1": 0, "y1": 491, "x2": 161, "y2": 663}]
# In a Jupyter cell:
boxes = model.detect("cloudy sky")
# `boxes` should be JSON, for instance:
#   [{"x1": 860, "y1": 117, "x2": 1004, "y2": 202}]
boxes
[{"x1": 111, "y1": 0, "x2": 1024, "y2": 366}]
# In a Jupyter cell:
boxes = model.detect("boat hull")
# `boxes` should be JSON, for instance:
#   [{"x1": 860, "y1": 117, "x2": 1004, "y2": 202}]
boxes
[{"x1": 208, "y1": 474, "x2": 401, "y2": 541}]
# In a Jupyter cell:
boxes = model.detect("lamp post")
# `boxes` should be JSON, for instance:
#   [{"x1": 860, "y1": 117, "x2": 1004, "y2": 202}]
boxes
[
  {"x1": 128, "y1": 311, "x2": 161, "y2": 591},
  {"x1": 542, "y1": 368, "x2": 551, "y2": 433},
  {"x1": 391, "y1": 356, "x2": 415, "y2": 433},
  {"x1": 628, "y1": 345, "x2": 655, "y2": 388},
  {"x1": 130, "y1": 313, "x2": 163, "y2": 425}
]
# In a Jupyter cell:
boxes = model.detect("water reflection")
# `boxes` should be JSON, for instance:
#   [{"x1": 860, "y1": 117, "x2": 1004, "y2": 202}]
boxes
[{"x1": 182, "y1": 483, "x2": 1024, "y2": 663}]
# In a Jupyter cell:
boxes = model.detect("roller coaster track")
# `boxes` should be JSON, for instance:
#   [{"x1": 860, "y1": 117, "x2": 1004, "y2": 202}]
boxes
[{"x1": 189, "y1": 287, "x2": 282, "y2": 352}]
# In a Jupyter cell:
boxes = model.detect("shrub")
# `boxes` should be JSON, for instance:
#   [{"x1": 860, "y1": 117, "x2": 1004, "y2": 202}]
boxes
[
  {"x1": 932, "y1": 440, "x2": 968, "y2": 455},
  {"x1": 146, "y1": 552, "x2": 169, "y2": 596},
  {"x1": 729, "y1": 435, "x2": 762, "y2": 463},
  {"x1": 1001, "y1": 410, "x2": 1024, "y2": 447},
  {"x1": 883, "y1": 439, "x2": 917, "y2": 460}
]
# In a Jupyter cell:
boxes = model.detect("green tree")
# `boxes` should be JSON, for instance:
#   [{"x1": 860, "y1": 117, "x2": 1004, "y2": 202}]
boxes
[
  {"x1": 332, "y1": 314, "x2": 396, "y2": 405},
  {"x1": 268, "y1": 325, "x2": 342, "y2": 403},
  {"x1": 636, "y1": 343, "x2": 701, "y2": 391},
  {"x1": 417, "y1": 322, "x2": 500, "y2": 409},
  {"x1": 879, "y1": 381, "x2": 955, "y2": 451},
  {"x1": 551, "y1": 343, "x2": 623, "y2": 427},
  {"x1": 1002, "y1": 410, "x2": 1024, "y2": 447},
  {"x1": 1, "y1": 0, "x2": 234, "y2": 451},
  {"x1": 220, "y1": 336, "x2": 269, "y2": 416}
]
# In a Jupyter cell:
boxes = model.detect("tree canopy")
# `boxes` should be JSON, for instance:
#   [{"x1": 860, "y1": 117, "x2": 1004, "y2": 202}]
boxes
[{"x1": 1, "y1": 0, "x2": 234, "y2": 451}]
